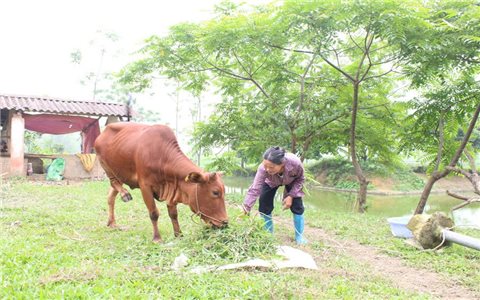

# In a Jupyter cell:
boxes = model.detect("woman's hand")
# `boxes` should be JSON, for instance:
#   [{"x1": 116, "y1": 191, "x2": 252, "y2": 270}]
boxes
[
  {"x1": 242, "y1": 204, "x2": 250, "y2": 215},
  {"x1": 282, "y1": 196, "x2": 293, "y2": 210}
]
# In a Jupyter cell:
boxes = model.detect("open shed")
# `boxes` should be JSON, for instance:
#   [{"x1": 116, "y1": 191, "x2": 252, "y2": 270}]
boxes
[{"x1": 0, "y1": 94, "x2": 131, "y2": 179}]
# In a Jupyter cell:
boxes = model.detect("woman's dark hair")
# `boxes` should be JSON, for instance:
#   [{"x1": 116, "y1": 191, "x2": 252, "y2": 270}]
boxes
[{"x1": 263, "y1": 146, "x2": 286, "y2": 165}]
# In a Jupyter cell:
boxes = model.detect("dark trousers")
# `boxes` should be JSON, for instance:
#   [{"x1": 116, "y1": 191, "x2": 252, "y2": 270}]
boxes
[{"x1": 258, "y1": 183, "x2": 304, "y2": 215}]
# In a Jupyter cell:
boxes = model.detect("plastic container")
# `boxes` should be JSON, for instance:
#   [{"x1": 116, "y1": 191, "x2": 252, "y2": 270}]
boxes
[{"x1": 387, "y1": 216, "x2": 413, "y2": 238}]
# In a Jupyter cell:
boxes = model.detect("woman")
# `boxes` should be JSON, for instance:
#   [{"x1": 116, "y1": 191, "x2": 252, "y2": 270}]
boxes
[{"x1": 243, "y1": 146, "x2": 307, "y2": 245}]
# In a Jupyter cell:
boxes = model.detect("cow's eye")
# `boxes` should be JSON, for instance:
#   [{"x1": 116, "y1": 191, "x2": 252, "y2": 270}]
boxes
[{"x1": 212, "y1": 191, "x2": 220, "y2": 197}]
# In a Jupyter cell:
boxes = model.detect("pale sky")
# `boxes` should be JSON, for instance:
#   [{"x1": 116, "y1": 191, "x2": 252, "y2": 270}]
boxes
[
  {"x1": 1, "y1": 1, "x2": 217, "y2": 96},
  {"x1": 0, "y1": 0, "x2": 269, "y2": 139}
]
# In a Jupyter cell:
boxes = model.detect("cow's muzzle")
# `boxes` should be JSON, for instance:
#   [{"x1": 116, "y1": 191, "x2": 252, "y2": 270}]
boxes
[{"x1": 211, "y1": 220, "x2": 229, "y2": 229}]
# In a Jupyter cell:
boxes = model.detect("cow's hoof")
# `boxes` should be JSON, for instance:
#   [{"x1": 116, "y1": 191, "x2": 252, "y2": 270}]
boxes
[
  {"x1": 107, "y1": 222, "x2": 117, "y2": 228},
  {"x1": 121, "y1": 193, "x2": 133, "y2": 202},
  {"x1": 152, "y1": 237, "x2": 162, "y2": 244}
]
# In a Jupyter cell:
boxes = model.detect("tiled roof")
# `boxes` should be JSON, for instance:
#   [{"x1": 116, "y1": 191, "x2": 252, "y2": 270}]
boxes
[{"x1": 0, "y1": 94, "x2": 131, "y2": 117}]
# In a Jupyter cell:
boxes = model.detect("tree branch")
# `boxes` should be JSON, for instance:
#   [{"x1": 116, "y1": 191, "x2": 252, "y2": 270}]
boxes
[
  {"x1": 318, "y1": 53, "x2": 355, "y2": 82},
  {"x1": 206, "y1": 61, "x2": 251, "y2": 80},
  {"x1": 299, "y1": 54, "x2": 317, "y2": 114},
  {"x1": 347, "y1": 28, "x2": 364, "y2": 52},
  {"x1": 370, "y1": 55, "x2": 400, "y2": 66},
  {"x1": 267, "y1": 43, "x2": 314, "y2": 54},
  {"x1": 446, "y1": 166, "x2": 470, "y2": 178},
  {"x1": 464, "y1": 149, "x2": 476, "y2": 173},
  {"x1": 448, "y1": 193, "x2": 480, "y2": 211},
  {"x1": 443, "y1": 102, "x2": 480, "y2": 176},
  {"x1": 206, "y1": 60, "x2": 270, "y2": 98},
  {"x1": 446, "y1": 190, "x2": 469, "y2": 201},
  {"x1": 232, "y1": 51, "x2": 252, "y2": 77},
  {"x1": 358, "y1": 33, "x2": 375, "y2": 82},
  {"x1": 267, "y1": 42, "x2": 355, "y2": 82},
  {"x1": 363, "y1": 68, "x2": 396, "y2": 81},
  {"x1": 434, "y1": 113, "x2": 445, "y2": 172}
]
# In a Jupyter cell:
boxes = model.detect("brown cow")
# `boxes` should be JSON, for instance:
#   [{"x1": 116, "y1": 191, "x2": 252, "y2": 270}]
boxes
[{"x1": 94, "y1": 122, "x2": 228, "y2": 242}]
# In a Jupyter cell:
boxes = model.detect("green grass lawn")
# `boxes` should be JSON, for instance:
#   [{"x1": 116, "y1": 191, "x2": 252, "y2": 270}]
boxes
[{"x1": 1, "y1": 179, "x2": 476, "y2": 299}]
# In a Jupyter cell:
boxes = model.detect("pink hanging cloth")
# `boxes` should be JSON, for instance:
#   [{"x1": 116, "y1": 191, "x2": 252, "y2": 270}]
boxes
[{"x1": 23, "y1": 114, "x2": 101, "y2": 153}]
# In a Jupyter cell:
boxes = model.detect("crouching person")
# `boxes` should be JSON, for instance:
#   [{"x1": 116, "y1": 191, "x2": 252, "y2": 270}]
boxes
[{"x1": 243, "y1": 146, "x2": 307, "y2": 245}]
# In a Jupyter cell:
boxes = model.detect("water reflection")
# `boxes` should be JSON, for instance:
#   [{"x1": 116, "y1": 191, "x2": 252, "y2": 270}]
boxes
[{"x1": 223, "y1": 176, "x2": 480, "y2": 228}]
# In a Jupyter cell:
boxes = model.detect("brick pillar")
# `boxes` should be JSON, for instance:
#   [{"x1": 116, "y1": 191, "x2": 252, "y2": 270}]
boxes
[{"x1": 9, "y1": 111, "x2": 25, "y2": 176}]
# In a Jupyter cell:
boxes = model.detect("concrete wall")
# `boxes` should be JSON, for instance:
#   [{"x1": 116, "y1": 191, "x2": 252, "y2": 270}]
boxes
[
  {"x1": 20, "y1": 154, "x2": 106, "y2": 180},
  {"x1": 1, "y1": 154, "x2": 106, "y2": 180},
  {"x1": 1, "y1": 156, "x2": 27, "y2": 177},
  {"x1": 61, "y1": 154, "x2": 105, "y2": 180}
]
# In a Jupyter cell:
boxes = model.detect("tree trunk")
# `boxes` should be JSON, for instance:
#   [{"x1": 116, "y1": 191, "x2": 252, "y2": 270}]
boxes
[
  {"x1": 351, "y1": 83, "x2": 369, "y2": 213},
  {"x1": 414, "y1": 102, "x2": 480, "y2": 214},
  {"x1": 300, "y1": 139, "x2": 311, "y2": 163},
  {"x1": 415, "y1": 172, "x2": 442, "y2": 215},
  {"x1": 291, "y1": 134, "x2": 297, "y2": 154}
]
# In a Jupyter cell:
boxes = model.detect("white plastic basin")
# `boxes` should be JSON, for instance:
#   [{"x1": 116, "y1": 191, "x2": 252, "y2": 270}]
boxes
[{"x1": 387, "y1": 216, "x2": 413, "y2": 238}]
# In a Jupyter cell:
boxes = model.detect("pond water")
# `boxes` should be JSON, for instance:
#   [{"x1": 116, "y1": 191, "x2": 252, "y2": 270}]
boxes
[{"x1": 223, "y1": 176, "x2": 480, "y2": 228}]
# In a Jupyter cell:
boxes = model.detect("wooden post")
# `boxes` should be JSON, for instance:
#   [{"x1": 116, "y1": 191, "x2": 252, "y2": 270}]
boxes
[{"x1": 9, "y1": 111, "x2": 25, "y2": 176}]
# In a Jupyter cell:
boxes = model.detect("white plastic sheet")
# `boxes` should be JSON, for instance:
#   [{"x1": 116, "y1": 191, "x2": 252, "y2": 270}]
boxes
[{"x1": 174, "y1": 246, "x2": 318, "y2": 274}]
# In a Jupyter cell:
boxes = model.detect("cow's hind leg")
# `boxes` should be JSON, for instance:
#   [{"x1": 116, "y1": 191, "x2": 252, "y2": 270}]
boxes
[
  {"x1": 140, "y1": 187, "x2": 162, "y2": 243},
  {"x1": 109, "y1": 177, "x2": 132, "y2": 202},
  {"x1": 107, "y1": 186, "x2": 119, "y2": 227},
  {"x1": 100, "y1": 160, "x2": 133, "y2": 202},
  {"x1": 167, "y1": 204, "x2": 182, "y2": 237}
]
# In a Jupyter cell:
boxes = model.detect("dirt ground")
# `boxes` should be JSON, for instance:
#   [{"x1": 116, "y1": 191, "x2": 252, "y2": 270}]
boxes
[{"x1": 274, "y1": 216, "x2": 480, "y2": 300}]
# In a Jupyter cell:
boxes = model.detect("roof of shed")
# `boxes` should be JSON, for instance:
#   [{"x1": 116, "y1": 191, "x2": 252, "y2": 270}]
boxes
[{"x1": 0, "y1": 94, "x2": 131, "y2": 117}]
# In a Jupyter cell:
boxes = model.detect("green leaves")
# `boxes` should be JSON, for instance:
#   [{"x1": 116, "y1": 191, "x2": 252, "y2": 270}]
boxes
[{"x1": 118, "y1": 0, "x2": 480, "y2": 177}]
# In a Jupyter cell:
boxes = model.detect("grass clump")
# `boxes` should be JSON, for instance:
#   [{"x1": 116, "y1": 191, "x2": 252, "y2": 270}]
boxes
[{"x1": 177, "y1": 215, "x2": 277, "y2": 265}]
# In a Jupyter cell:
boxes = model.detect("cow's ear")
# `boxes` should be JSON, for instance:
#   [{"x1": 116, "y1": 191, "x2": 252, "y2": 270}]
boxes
[{"x1": 185, "y1": 172, "x2": 205, "y2": 183}]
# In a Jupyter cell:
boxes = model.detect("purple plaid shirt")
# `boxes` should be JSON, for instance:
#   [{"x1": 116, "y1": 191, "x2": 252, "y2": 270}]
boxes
[{"x1": 243, "y1": 153, "x2": 305, "y2": 212}]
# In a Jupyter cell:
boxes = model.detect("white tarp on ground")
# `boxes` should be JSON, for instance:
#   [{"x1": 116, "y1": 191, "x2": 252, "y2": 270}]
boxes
[{"x1": 171, "y1": 246, "x2": 318, "y2": 273}]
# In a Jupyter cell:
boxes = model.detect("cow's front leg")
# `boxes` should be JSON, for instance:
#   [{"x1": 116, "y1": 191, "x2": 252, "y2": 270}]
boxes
[
  {"x1": 107, "y1": 187, "x2": 119, "y2": 227},
  {"x1": 167, "y1": 204, "x2": 182, "y2": 237},
  {"x1": 140, "y1": 188, "x2": 162, "y2": 243}
]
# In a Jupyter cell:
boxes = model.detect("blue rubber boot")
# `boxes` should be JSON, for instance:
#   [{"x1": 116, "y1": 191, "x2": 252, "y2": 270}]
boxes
[
  {"x1": 261, "y1": 213, "x2": 273, "y2": 233},
  {"x1": 293, "y1": 214, "x2": 308, "y2": 245}
]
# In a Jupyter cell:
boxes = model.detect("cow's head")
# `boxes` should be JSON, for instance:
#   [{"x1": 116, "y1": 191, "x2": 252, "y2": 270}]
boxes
[{"x1": 185, "y1": 171, "x2": 228, "y2": 228}]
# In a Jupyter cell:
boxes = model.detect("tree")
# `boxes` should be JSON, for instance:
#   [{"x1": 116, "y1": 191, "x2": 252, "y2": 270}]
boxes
[
  {"x1": 119, "y1": 3, "x2": 351, "y2": 164},
  {"x1": 269, "y1": 0, "x2": 421, "y2": 211},
  {"x1": 118, "y1": 0, "x2": 441, "y2": 215},
  {"x1": 396, "y1": 0, "x2": 480, "y2": 214},
  {"x1": 401, "y1": 74, "x2": 480, "y2": 215}
]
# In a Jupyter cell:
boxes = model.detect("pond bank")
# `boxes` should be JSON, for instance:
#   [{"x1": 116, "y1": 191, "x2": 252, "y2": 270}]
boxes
[
  {"x1": 312, "y1": 184, "x2": 473, "y2": 196},
  {"x1": 312, "y1": 174, "x2": 473, "y2": 196}
]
